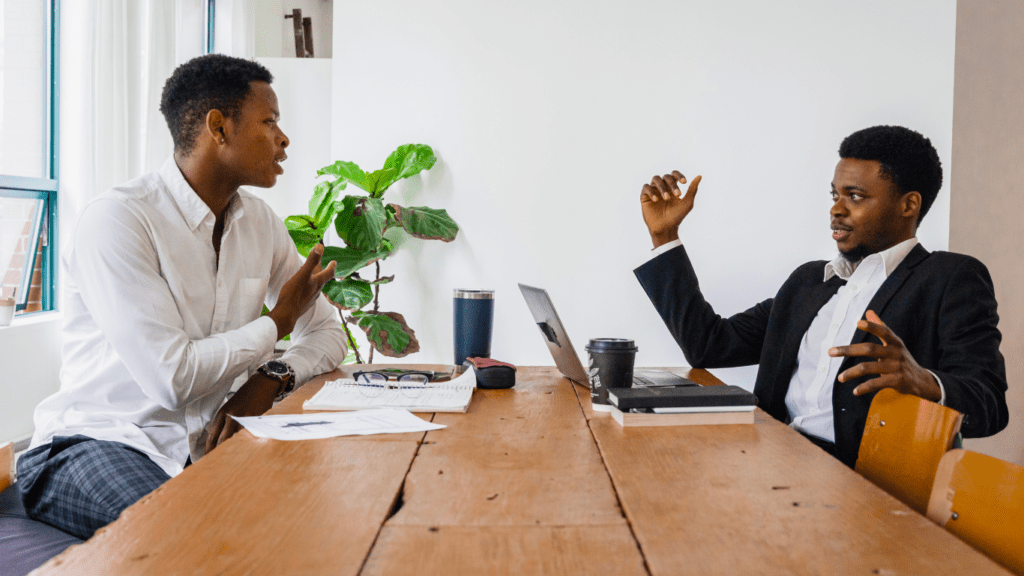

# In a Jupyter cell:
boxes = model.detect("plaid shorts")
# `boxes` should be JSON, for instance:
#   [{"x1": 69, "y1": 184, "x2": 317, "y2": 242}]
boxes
[{"x1": 17, "y1": 435, "x2": 170, "y2": 540}]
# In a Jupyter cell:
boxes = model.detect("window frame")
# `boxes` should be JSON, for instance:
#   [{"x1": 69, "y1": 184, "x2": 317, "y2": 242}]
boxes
[
  {"x1": 204, "y1": 0, "x2": 216, "y2": 54},
  {"x1": 0, "y1": 0, "x2": 60, "y2": 316}
]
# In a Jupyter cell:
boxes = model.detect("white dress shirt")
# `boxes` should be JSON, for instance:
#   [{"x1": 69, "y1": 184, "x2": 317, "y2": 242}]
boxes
[
  {"x1": 649, "y1": 237, "x2": 942, "y2": 443},
  {"x1": 30, "y1": 157, "x2": 346, "y2": 477}
]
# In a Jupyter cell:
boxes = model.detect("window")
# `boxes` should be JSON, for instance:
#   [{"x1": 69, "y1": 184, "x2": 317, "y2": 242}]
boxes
[{"x1": 0, "y1": 0, "x2": 58, "y2": 315}]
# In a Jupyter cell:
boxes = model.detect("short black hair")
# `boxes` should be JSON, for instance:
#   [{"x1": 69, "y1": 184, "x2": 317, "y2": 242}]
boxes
[
  {"x1": 159, "y1": 54, "x2": 273, "y2": 156},
  {"x1": 838, "y1": 125, "x2": 942, "y2": 224}
]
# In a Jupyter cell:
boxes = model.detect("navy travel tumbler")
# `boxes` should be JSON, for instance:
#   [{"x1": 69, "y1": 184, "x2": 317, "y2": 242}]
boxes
[{"x1": 454, "y1": 289, "x2": 494, "y2": 366}]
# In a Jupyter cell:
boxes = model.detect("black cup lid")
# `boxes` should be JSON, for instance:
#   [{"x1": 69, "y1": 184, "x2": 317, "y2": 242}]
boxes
[{"x1": 586, "y1": 338, "x2": 637, "y2": 351}]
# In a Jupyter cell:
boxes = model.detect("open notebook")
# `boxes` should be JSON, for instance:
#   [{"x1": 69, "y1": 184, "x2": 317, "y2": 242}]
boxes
[{"x1": 303, "y1": 367, "x2": 477, "y2": 413}]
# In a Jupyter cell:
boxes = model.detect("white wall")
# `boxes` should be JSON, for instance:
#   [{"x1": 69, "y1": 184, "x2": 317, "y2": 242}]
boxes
[
  {"x1": 329, "y1": 1, "x2": 956, "y2": 388},
  {"x1": 254, "y1": 57, "x2": 333, "y2": 218},
  {"x1": 0, "y1": 316, "x2": 62, "y2": 444},
  {"x1": 256, "y1": 0, "x2": 333, "y2": 58}
]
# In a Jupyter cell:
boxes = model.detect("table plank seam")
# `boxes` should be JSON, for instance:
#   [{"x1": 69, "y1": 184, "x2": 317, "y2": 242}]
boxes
[
  {"x1": 570, "y1": 381, "x2": 654, "y2": 576},
  {"x1": 356, "y1": 420, "x2": 433, "y2": 576}
]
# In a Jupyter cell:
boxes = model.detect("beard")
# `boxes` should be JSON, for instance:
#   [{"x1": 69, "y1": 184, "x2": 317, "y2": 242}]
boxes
[{"x1": 839, "y1": 243, "x2": 874, "y2": 264}]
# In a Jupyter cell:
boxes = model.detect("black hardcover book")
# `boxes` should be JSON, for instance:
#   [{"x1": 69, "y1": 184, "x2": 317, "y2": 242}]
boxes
[{"x1": 608, "y1": 385, "x2": 757, "y2": 410}]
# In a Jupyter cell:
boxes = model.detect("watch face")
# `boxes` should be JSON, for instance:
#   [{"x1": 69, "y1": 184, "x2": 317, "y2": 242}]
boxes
[{"x1": 266, "y1": 360, "x2": 289, "y2": 376}]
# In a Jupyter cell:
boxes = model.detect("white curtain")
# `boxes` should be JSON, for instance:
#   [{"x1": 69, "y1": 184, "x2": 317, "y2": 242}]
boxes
[
  {"x1": 213, "y1": 0, "x2": 256, "y2": 58},
  {"x1": 60, "y1": 0, "x2": 205, "y2": 236}
]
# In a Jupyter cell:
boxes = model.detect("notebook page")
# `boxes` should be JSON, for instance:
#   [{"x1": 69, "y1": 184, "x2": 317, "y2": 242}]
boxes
[
  {"x1": 303, "y1": 367, "x2": 477, "y2": 412},
  {"x1": 305, "y1": 385, "x2": 472, "y2": 411}
]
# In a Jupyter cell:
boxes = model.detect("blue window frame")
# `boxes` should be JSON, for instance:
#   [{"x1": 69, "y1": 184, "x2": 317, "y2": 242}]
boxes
[
  {"x1": 0, "y1": 0, "x2": 59, "y2": 316},
  {"x1": 204, "y1": 0, "x2": 215, "y2": 54}
]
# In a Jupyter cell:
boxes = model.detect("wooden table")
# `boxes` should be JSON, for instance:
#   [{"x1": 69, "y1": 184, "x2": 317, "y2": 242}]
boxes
[{"x1": 33, "y1": 366, "x2": 1010, "y2": 575}]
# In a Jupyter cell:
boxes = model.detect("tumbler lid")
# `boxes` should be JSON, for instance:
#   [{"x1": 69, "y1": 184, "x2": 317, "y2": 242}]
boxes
[
  {"x1": 586, "y1": 338, "x2": 638, "y2": 352},
  {"x1": 454, "y1": 289, "x2": 495, "y2": 299}
]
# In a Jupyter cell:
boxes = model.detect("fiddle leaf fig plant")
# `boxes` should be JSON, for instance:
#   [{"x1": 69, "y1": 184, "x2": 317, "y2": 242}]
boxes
[{"x1": 285, "y1": 144, "x2": 458, "y2": 363}]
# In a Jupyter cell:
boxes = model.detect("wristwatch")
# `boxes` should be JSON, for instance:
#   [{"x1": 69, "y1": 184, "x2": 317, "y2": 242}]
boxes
[{"x1": 257, "y1": 359, "x2": 296, "y2": 401}]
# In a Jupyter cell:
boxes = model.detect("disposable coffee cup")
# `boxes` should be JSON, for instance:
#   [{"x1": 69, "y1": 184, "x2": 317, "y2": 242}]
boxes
[
  {"x1": 0, "y1": 297, "x2": 14, "y2": 327},
  {"x1": 586, "y1": 338, "x2": 638, "y2": 412},
  {"x1": 453, "y1": 289, "x2": 495, "y2": 366}
]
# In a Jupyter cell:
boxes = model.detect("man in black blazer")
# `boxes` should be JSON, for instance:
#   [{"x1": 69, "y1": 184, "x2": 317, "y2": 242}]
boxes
[{"x1": 633, "y1": 126, "x2": 1007, "y2": 467}]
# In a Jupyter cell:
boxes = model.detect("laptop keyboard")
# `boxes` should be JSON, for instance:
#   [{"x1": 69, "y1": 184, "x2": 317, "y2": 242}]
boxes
[
  {"x1": 632, "y1": 372, "x2": 700, "y2": 388},
  {"x1": 632, "y1": 375, "x2": 657, "y2": 387}
]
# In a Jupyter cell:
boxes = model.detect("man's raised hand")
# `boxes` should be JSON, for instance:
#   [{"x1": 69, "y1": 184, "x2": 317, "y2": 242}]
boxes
[
  {"x1": 268, "y1": 244, "x2": 337, "y2": 340},
  {"x1": 640, "y1": 171, "x2": 702, "y2": 248},
  {"x1": 829, "y1": 310, "x2": 942, "y2": 402}
]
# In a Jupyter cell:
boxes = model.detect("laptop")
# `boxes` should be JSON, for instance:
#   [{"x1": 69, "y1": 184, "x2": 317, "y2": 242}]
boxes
[{"x1": 518, "y1": 283, "x2": 699, "y2": 389}]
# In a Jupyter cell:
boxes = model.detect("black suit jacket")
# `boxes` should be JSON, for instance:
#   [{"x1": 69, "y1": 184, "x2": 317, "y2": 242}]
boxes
[{"x1": 634, "y1": 244, "x2": 1008, "y2": 467}]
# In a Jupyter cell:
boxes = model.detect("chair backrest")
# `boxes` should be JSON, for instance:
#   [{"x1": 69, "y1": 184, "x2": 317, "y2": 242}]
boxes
[
  {"x1": 855, "y1": 388, "x2": 963, "y2": 514},
  {"x1": 927, "y1": 449, "x2": 1024, "y2": 575},
  {"x1": 1, "y1": 441, "x2": 12, "y2": 493}
]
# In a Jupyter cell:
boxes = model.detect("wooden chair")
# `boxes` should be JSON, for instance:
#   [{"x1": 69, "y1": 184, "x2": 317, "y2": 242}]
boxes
[
  {"x1": 927, "y1": 449, "x2": 1024, "y2": 575},
  {"x1": 854, "y1": 388, "x2": 963, "y2": 514},
  {"x1": 0, "y1": 441, "x2": 12, "y2": 494}
]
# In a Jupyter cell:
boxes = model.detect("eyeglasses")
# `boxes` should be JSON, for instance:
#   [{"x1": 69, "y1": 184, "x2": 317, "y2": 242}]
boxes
[{"x1": 353, "y1": 370, "x2": 434, "y2": 399}]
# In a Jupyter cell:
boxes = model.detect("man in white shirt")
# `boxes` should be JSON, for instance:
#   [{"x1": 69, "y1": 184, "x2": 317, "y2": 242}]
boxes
[
  {"x1": 633, "y1": 126, "x2": 1007, "y2": 467},
  {"x1": 18, "y1": 54, "x2": 347, "y2": 539}
]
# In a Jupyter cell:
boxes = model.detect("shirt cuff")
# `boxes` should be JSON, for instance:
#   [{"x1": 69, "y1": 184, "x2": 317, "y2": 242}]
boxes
[
  {"x1": 649, "y1": 238, "x2": 682, "y2": 260},
  {"x1": 928, "y1": 370, "x2": 946, "y2": 405}
]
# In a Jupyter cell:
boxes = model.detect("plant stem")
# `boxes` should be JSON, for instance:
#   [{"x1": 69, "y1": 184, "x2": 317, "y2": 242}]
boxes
[
  {"x1": 373, "y1": 261, "x2": 381, "y2": 312},
  {"x1": 368, "y1": 261, "x2": 382, "y2": 364},
  {"x1": 340, "y1": 314, "x2": 364, "y2": 364}
]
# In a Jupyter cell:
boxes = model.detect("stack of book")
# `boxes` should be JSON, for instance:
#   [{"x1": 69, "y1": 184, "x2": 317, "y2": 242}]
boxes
[{"x1": 608, "y1": 385, "x2": 757, "y2": 427}]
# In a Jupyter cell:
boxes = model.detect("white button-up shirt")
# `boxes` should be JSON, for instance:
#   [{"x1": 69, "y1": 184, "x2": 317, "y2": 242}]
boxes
[
  {"x1": 30, "y1": 157, "x2": 346, "y2": 477},
  {"x1": 784, "y1": 238, "x2": 930, "y2": 442}
]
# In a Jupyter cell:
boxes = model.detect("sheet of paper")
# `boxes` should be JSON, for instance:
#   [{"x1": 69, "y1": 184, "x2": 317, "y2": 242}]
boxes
[
  {"x1": 232, "y1": 408, "x2": 445, "y2": 441},
  {"x1": 306, "y1": 384, "x2": 473, "y2": 410},
  {"x1": 303, "y1": 366, "x2": 477, "y2": 412}
]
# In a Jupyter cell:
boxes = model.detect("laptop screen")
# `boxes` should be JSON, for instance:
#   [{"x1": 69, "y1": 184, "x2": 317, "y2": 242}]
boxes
[{"x1": 518, "y1": 283, "x2": 590, "y2": 386}]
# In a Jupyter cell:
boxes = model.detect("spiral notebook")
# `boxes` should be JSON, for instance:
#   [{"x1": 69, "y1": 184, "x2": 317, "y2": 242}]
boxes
[{"x1": 303, "y1": 367, "x2": 477, "y2": 413}]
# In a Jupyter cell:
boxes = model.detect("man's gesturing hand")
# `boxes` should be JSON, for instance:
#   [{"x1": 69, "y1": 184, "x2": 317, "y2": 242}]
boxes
[
  {"x1": 268, "y1": 243, "x2": 337, "y2": 340},
  {"x1": 640, "y1": 171, "x2": 702, "y2": 248},
  {"x1": 829, "y1": 310, "x2": 942, "y2": 402},
  {"x1": 205, "y1": 373, "x2": 279, "y2": 453}
]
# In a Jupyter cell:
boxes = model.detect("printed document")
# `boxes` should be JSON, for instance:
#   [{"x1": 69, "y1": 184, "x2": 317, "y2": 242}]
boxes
[{"x1": 232, "y1": 408, "x2": 444, "y2": 441}]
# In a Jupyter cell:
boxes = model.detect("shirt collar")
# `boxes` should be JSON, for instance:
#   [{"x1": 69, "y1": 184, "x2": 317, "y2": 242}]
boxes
[
  {"x1": 158, "y1": 156, "x2": 245, "y2": 231},
  {"x1": 824, "y1": 237, "x2": 919, "y2": 281}
]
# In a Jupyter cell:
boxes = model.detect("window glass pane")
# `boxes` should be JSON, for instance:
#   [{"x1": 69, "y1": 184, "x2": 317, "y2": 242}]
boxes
[
  {"x1": 0, "y1": 0, "x2": 47, "y2": 179},
  {"x1": 0, "y1": 196, "x2": 44, "y2": 312}
]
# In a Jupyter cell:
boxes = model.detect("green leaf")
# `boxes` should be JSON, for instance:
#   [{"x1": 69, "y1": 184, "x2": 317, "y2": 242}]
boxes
[
  {"x1": 284, "y1": 215, "x2": 321, "y2": 256},
  {"x1": 285, "y1": 214, "x2": 315, "y2": 228},
  {"x1": 322, "y1": 277, "x2": 374, "y2": 311},
  {"x1": 384, "y1": 204, "x2": 399, "y2": 230},
  {"x1": 334, "y1": 196, "x2": 387, "y2": 251},
  {"x1": 318, "y1": 160, "x2": 369, "y2": 192},
  {"x1": 309, "y1": 180, "x2": 345, "y2": 229},
  {"x1": 389, "y1": 205, "x2": 459, "y2": 242},
  {"x1": 382, "y1": 144, "x2": 437, "y2": 181},
  {"x1": 288, "y1": 233, "x2": 318, "y2": 258},
  {"x1": 348, "y1": 311, "x2": 420, "y2": 357},
  {"x1": 322, "y1": 244, "x2": 391, "y2": 278},
  {"x1": 365, "y1": 167, "x2": 399, "y2": 197}
]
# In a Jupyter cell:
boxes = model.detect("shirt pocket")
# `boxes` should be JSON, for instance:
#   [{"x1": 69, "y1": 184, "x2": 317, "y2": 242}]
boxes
[{"x1": 239, "y1": 276, "x2": 270, "y2": 321}]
